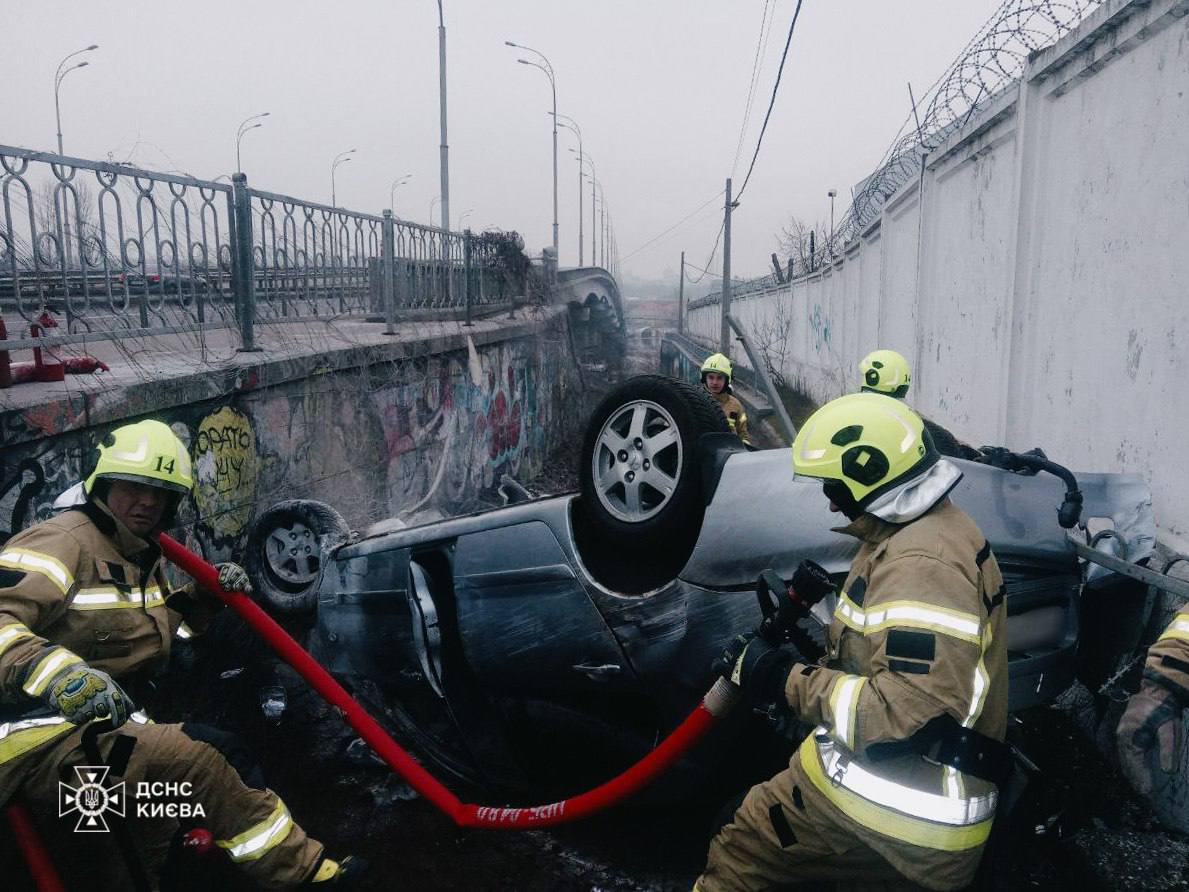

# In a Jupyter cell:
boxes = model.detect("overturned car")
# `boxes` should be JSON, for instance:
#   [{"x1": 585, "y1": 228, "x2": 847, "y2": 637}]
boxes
[{"x1": 244, "y1": 375, "x2": 1154, "y2": 793}]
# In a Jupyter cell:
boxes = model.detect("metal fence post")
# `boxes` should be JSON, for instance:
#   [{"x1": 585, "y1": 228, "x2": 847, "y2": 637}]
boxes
[
  {"x1": 231, "y1": 173, "x2": 260, "y2": 352},
  {"x1": 463, "y1": 229, "x2": 473, "y2": 327},
  {"x1": 382, "y1": 210, "x2": 397, "y2": 336}
]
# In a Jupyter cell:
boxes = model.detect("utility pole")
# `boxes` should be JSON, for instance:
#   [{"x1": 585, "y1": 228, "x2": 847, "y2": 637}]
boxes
[
  {"x1": 720, "y1": 177, "x2": 733, "y2": 356},
  {"x1": 437, "y1": 0, "x2": 450, "y2": 240},
  {"x1": 678, "y1": 250, "x2": 685, "y2": 335}
]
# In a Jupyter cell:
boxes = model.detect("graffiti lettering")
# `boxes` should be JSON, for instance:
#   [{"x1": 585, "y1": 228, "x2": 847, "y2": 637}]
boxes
[{"x1": 193, "y1": 407, "x2": 257, "y2": 544}]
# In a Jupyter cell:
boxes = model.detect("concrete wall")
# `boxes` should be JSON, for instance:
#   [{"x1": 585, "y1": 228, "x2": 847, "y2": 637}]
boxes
[
  {"x1": 0, "y1": 312, "x2": 584, "y2": 562},
  {"x1": 688, "y1": 0, "x2": 1189, "y2": 547}
]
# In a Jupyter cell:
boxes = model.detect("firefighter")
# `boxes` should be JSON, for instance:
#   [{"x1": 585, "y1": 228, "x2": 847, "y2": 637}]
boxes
[
  {"x1": 859, "y1": 348, "x2": 913, "y2": 399},
  {"x1": 697, "y1": 393, "x2": 1010, "y2": 891},
  {"x1": 701, "y1": 353, "x2": 751, "y2": 445},
  {"x1": 0, "y1": 419, "x2": 360, "y2": 888},
  {"x1": 859, "y1": 347, "x2": 979, "y2": 461},
  {"x1": 1116, "y1": 604, "x2": 1189, "y2": 796}
]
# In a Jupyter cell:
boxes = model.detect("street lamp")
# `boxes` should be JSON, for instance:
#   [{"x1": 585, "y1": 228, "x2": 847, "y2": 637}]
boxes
[
  {"x1": 54, "y1": 44, "x2": 97, "y2": 270},
  {"x1": 331, "y1": 148, "x2": 356, "y2": 208},
  {"x1": 236, "y1": 112, "x2": 269, "y2": 174},
  {"x1": 430, "y1": 196, "x2": 442, "y2": 228},
  {"x1": 506, "y1": 40, "x2": 558, "y2": 255},
  {"x1": 437, "y1": 1, "x2": 451, "y2": 259},
  {"x1": 555, "y1": 113, "x2": 584, "y2": 266},
  {"x1": 458, "y1": 208, "x2": 474, "y2": 230},
  {"x1": 390, "y1": 174, "x2": 411, "y2": 216},
  {"x1": 571, "y1": 149, "x2": 597, "y2": 268},
  {"x1": 54, "y1": 44, "x2": 98, "y2": 156},
  {"x1": 827, "y1": 188, "x2": 838, "y2": 256}
]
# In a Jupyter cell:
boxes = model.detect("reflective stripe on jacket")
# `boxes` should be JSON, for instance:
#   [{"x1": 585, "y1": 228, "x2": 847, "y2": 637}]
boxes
[
  {"x1": 0, "y1": 500, "x2": 196, "y2": 801},
  {"x1": 1145, "y1": 608, "x2": 1189, "y2": 697},
  {"x1": 783, "y1": 498, "x2": 1008, "y2": 888}
]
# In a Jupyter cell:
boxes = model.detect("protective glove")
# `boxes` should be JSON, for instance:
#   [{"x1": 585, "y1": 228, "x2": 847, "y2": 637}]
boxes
[
  {"x1": 1117, "y1": 678, "x2": 1184, "y2": 795},
  {"x1": 46, "y1": 665, "x2": 133, "y2": 728},
  {"x1": 216, "y1": 562, "x2": 251, "y2": 595},
  {"x1": 712, "y1": 633, "x2": 796, "y2": 705}
]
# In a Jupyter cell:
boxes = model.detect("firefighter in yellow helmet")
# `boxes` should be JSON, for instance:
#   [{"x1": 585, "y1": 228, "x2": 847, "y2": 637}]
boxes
[
  {"x1": 697, "y1": 393, "x2": 1009, "y2": 891},
  {"x1": 0, "y1": 419, "x2": 361, "y2": 888},
  {"x1": 1117, "y1": 606, "x2": 1189, "y2": 798},
  {"x1": 859, "y1": 347, "x2": 980, "y2": 462},
  {"x1": 701, "y1": 353, "x2": 751, "y2": 445},
  {"x1": 859, "y1": 348, "x2": 912, "y2": 399}
]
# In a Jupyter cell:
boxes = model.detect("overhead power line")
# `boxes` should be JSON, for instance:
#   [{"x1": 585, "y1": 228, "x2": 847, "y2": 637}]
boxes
[
  {"x1": 735, "y1": 0, "x2": 805, "y2": 203},
  {"x1": 732, "y1": 0, "x2": 777, "y2": 177},
  {"x1": 620, "y1": 190, "x2": 724, "y2": 262}
]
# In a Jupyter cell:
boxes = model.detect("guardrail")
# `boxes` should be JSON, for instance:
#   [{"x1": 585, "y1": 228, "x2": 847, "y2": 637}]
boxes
[{"x1": 0, "y1": 144, "x2": 519, "y2": 351}]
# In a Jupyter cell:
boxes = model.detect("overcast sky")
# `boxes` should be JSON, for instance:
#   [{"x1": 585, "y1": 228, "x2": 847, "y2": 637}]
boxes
[{"x1": 5, "y1": 1, "x2": 1006, "y2": 289}]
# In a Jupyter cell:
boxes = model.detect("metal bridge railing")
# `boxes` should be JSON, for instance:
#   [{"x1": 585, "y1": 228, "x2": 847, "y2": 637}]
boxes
[
  {"x1": 0, "y1": 145, "x2": 236, "y2": 348},
  {"x1": 0, "y1": 144, "x2": 517, "y2": 351}
]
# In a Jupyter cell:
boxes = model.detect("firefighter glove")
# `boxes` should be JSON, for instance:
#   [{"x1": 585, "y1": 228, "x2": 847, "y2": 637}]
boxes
[
  {"x1": 1117, "y1": 677, "x2": 1184, "y2": 795},
  {"x1": 216, "y1": 562, "x2": 251, "y2": 595},
  {"x1": 713, "y1": 633, "x2": 796, "y2": 704},
  {"x1": 46, "y1": 665, "x2": 133, "y2": 728}
]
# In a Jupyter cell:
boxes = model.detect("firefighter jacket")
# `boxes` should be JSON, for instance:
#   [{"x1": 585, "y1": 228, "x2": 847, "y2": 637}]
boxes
[
  {"x1": 712, "y1": 391, "x2": 751, "y2": 444},
  {"x1": 0, "y1": 499, "x2": 210, "y2": 805},
  {"x1": 1144, "y1": 606, "x2": 1189, "y2": 698},
  {"x1": 782, "y1": 497, "x2": 1008, "y2": 890}
]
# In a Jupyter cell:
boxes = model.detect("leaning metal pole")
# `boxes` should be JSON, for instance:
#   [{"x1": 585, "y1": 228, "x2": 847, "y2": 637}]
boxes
[{"x1": 725, "y1": 312, "x2": 797, "y2": 443}]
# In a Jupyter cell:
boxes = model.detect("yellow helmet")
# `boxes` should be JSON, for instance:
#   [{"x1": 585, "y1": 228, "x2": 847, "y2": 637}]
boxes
[
  {"x1": 792, "y1": 393, "x2": 936, "y2": 510},
  {"x1": 85, "y1": 419, "x2": 193, "y2": 495},
  {"x1": 701, "y1": 353, "x2": 733, "y2": 382},
  {"x1": 859, "y1": 349, "x2": 911, "y2": 399}
]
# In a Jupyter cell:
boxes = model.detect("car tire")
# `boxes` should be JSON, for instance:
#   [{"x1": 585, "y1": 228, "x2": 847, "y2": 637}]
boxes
[
  {"x1": 244, "y1": 500, "x2": 350, "y2": 614},
  {"x1": 579, "y1": 374, "x2": 729, "y2": 546}
]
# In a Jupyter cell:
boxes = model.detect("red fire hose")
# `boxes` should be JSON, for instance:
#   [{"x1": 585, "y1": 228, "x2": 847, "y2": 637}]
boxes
[
  {"x1": 158, "y1": 534, "x2": 741, "y2": 828},
  {"x1": 6, "y1": 801, "x2": 66, "y2": 892}
]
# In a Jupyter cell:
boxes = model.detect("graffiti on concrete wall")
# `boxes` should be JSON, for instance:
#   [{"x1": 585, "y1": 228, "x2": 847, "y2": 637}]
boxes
[
  {"x1": 0, "y1": 320, "x2": 583, "y2": 561},
  {"x1": 810, "y1": 302, "x2": 831, "y2": 353},
  {"x1": 192, "y1": 407, "x2": 258, "y2": 546}
]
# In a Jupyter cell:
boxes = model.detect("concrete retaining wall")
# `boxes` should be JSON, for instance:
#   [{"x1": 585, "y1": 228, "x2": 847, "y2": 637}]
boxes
[
  {"x1": 688, "y1": 0, "x2": 1189, "y2": 547},
  {"x1": 0, "y1": 309, "x2": 585, "y2": 562}
]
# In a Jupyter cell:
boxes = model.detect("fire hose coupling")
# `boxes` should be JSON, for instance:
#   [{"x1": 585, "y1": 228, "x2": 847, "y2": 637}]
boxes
[{"x1": 756, "y1": 559, "x2": 834, "y2": 651}]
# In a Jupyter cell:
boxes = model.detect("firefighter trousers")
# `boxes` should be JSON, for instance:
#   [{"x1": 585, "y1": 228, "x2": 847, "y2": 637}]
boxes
[
  {"x1": 696, "y1": 765, "x2": 926, "y2": 892},
  {"x1": 19, "y1": 721, "x2": 322, "y2": 890}
]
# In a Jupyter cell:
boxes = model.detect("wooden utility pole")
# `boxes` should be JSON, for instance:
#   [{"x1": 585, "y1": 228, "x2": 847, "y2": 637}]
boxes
[
  {"x1": 678, "y1": 250, "x2": 685, "y2": 335},
  {"x1": 719, "y1": 177, "x2": 733, "y2": 356}
]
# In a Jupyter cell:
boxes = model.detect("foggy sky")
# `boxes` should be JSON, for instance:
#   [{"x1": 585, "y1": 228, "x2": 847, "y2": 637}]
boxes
[{"x1": 4, "y1": 1, "x2": 1004, "y2": 291}]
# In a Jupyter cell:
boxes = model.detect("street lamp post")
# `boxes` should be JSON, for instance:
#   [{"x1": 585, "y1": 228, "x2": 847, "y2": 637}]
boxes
[
  {"x1": 827, "y1": 189, "x2": 837, "y2": 257},
  {"x1": 437, "y1": 1, "x2": 451, "y2": 253},
  {"x1": 600, "y1": 191, "x2": 607, "y2": 268},
  {"x1": 236, "y1": 112, "x2": 269, "y2": 174},
  {"x1": 430, "y1": 196, "x2": 442, "y2": 228},
  {"x1": 571, "y1": 150, "x2": 597, "y2": 268},
  {"x1": 54, "y1": 44, "x2": 98, "y2": 270},
  {"x1": 331, "y1": 149, "x2": 356, "y2": 208},
  {"x1": 54, "y1": 44, "x2": 98, "y2": 156},
  {"x1": 458, "y1": 208, "x2": 474, "y2": 230},
  {"x1": 390, "y1": 175, "x2": 411, "y2": 217},
  {"x1": 506, "y1": 41, "x2": 558, "y2": 255},
  {"x1": 556, "y1": 113, "x2": 583, "y2": 266}
]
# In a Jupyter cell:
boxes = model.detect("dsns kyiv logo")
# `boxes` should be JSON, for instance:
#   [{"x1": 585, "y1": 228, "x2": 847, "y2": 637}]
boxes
[{"x1": 59, "y1": 765, "x2": 126, "y2": 832}]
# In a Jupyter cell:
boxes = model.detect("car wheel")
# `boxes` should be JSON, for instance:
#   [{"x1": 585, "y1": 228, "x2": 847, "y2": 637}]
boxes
[
  {"x1": 244, "y1": 500, "x2": 350, "y2": 614},
  {"x1": 579, "y1": 374, "x2": 729, "y2": 545}
]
